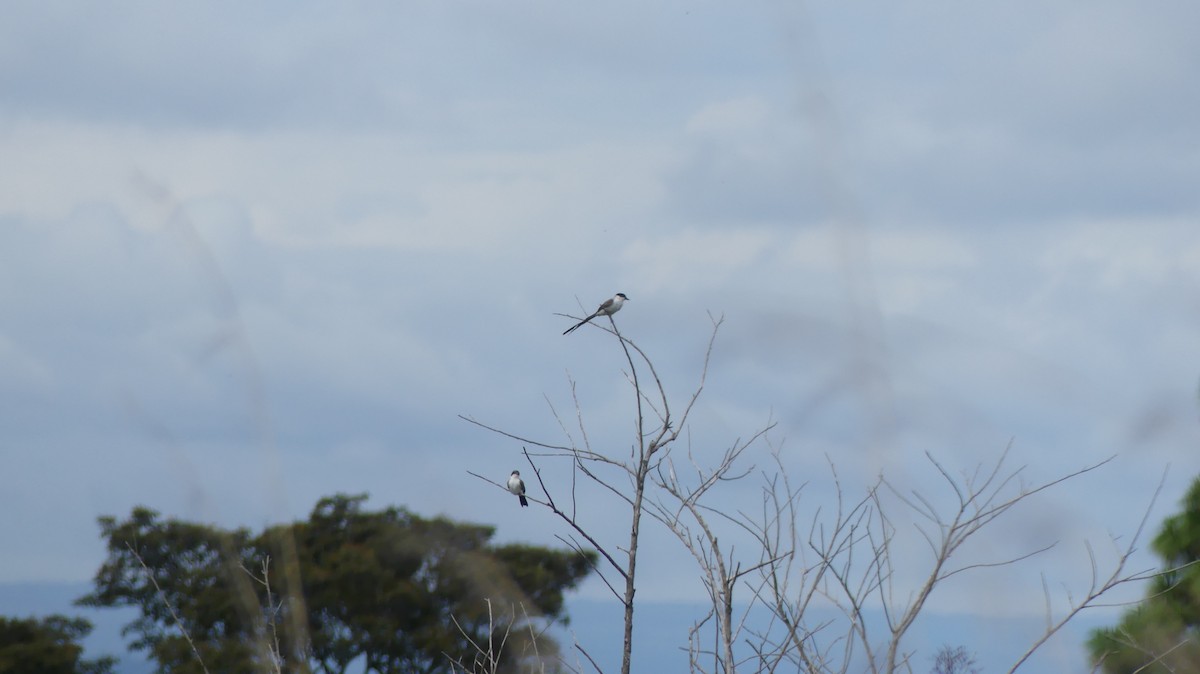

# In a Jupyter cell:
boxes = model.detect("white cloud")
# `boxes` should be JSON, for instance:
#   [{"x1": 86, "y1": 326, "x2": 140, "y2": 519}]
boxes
[
  {"x1": 0, "y1": 332, "x2": 52, "y2": 392},
  {"x1": 621, "y1": 227, "x2": 776, "y2": 294},
  {"x1": 1038, "y1": 219, "x2": 1200, "y2": 289},
  {"x1": 684, "y1": 97, "x2": 774, "y2": 137}
]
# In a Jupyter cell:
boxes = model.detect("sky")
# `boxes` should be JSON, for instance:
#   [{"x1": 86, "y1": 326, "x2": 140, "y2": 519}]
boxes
[{"x1": 1, "y1": 1, "x2": 1199, "y2": 671}]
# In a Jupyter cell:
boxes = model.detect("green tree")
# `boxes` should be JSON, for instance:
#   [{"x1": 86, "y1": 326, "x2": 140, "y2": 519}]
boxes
[
  {"x1": 79, "y1": 493, "x2": 594, "y2": 674},
  {"x1": 1089, "y1": 476, "x2": 1200, "y2": 672},
  {"x1": 0, "y1": 615, "x2": 115, "y2": 674}
]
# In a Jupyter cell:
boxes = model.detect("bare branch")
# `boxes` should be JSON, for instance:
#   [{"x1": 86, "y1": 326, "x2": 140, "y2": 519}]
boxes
[
  {"x1": 459, "y1": 414, "x2": 573, "y2": 452},
  {"x1": 125, "y1": 542, "x2": 211, "y2": 674},
  {"x1": 521, "y1": 449, "x2": 630, "y2": 581},
  {"x1": 1006, "y1": 466, "x2": 1173, "y2": 673}
]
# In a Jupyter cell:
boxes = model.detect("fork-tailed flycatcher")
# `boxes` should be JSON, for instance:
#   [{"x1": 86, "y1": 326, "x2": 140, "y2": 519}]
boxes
[
  {"x1": 508, "y1": 470, "x2": 528, "y2": 507},
  {"x1": 563, "y1": 293, "x2": 628, "y2": 335}
]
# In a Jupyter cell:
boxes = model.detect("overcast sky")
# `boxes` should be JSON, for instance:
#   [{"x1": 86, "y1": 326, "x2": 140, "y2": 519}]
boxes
[{"x1": 2, "y1": 1, "x2": 1199, "y2": 671}]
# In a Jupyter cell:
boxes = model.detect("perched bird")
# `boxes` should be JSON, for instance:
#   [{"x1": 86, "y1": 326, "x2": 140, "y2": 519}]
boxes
[
  {"x1": 563, "y1": 293, "x2": 629, "y2": 335},
  {"x1": 507, "y1": 470, "x2": 528, "y2": 507}
]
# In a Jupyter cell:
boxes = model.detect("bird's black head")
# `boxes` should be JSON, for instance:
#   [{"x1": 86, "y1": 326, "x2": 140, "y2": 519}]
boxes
[
  {"x1": 616, "y1": 293, "x2": 628, "y2": 300},
  {"x1": 511, "y1": 470, "x2": 520, "y2": 476}
]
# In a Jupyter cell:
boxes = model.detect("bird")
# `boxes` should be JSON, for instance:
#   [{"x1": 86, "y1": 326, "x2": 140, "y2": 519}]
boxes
[
  {"x1": 563, "y1": 293, "x2": 629, "y2": 335},
  {"x1": 507, "y1": 470, "x2": 528, "y2": 507}
]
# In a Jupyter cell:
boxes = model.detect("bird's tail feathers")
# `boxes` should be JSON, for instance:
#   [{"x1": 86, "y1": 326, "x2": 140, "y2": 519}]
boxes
[{"x1": 563, "y1": 313, "x2": 596, "y2": 335}]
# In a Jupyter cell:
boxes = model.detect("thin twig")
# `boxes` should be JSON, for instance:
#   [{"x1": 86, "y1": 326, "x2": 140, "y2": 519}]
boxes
[{"x1": 125, "y1": 542, "x2": 211, "y2": 674}]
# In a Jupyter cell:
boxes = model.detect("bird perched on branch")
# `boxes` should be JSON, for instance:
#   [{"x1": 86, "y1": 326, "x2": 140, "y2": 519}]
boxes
[
  {"x1": 563, "y1": 293, "x2": 628, "y2": 335},
  {"x1": 507, "y1": 470, "x2": 528, "y2": 507}
]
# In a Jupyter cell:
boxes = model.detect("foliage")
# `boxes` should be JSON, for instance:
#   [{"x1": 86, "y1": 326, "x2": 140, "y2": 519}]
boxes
[
  {"x1": 0, "y1": 614, "x2": 115, "y2": 674},
  {"x1": 78, "y1": 493, "x2": 594, "y2": 674},
  {"x1": 1089, "y1": 475, "x2": 1200, "y2": 673}
]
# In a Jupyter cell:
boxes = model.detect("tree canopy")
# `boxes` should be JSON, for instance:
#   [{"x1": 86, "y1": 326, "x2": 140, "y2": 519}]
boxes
[
  {"x1": 78, "y1": 493, "x2": 594, "y2": 674},
  {"x1": 0, "y1": 615, "x2": 115, "y2": 674},
  {"x1": 1089, "y1": 475, "x2": 1200, "y2": 672}
]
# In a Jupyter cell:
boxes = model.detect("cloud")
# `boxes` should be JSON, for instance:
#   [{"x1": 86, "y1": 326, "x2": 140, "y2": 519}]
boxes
[
  {"x1": 0, "y1": 12, "x2": 1197, "y2": 669},
  {"x1": 0, "y1": 4, "x2": 463, "y2": 132}
]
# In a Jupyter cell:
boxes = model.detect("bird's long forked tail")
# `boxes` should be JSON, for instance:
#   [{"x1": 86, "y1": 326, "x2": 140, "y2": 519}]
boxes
[{"x1": 563, "y1": 313, "x2": 598, "y2": 335}]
